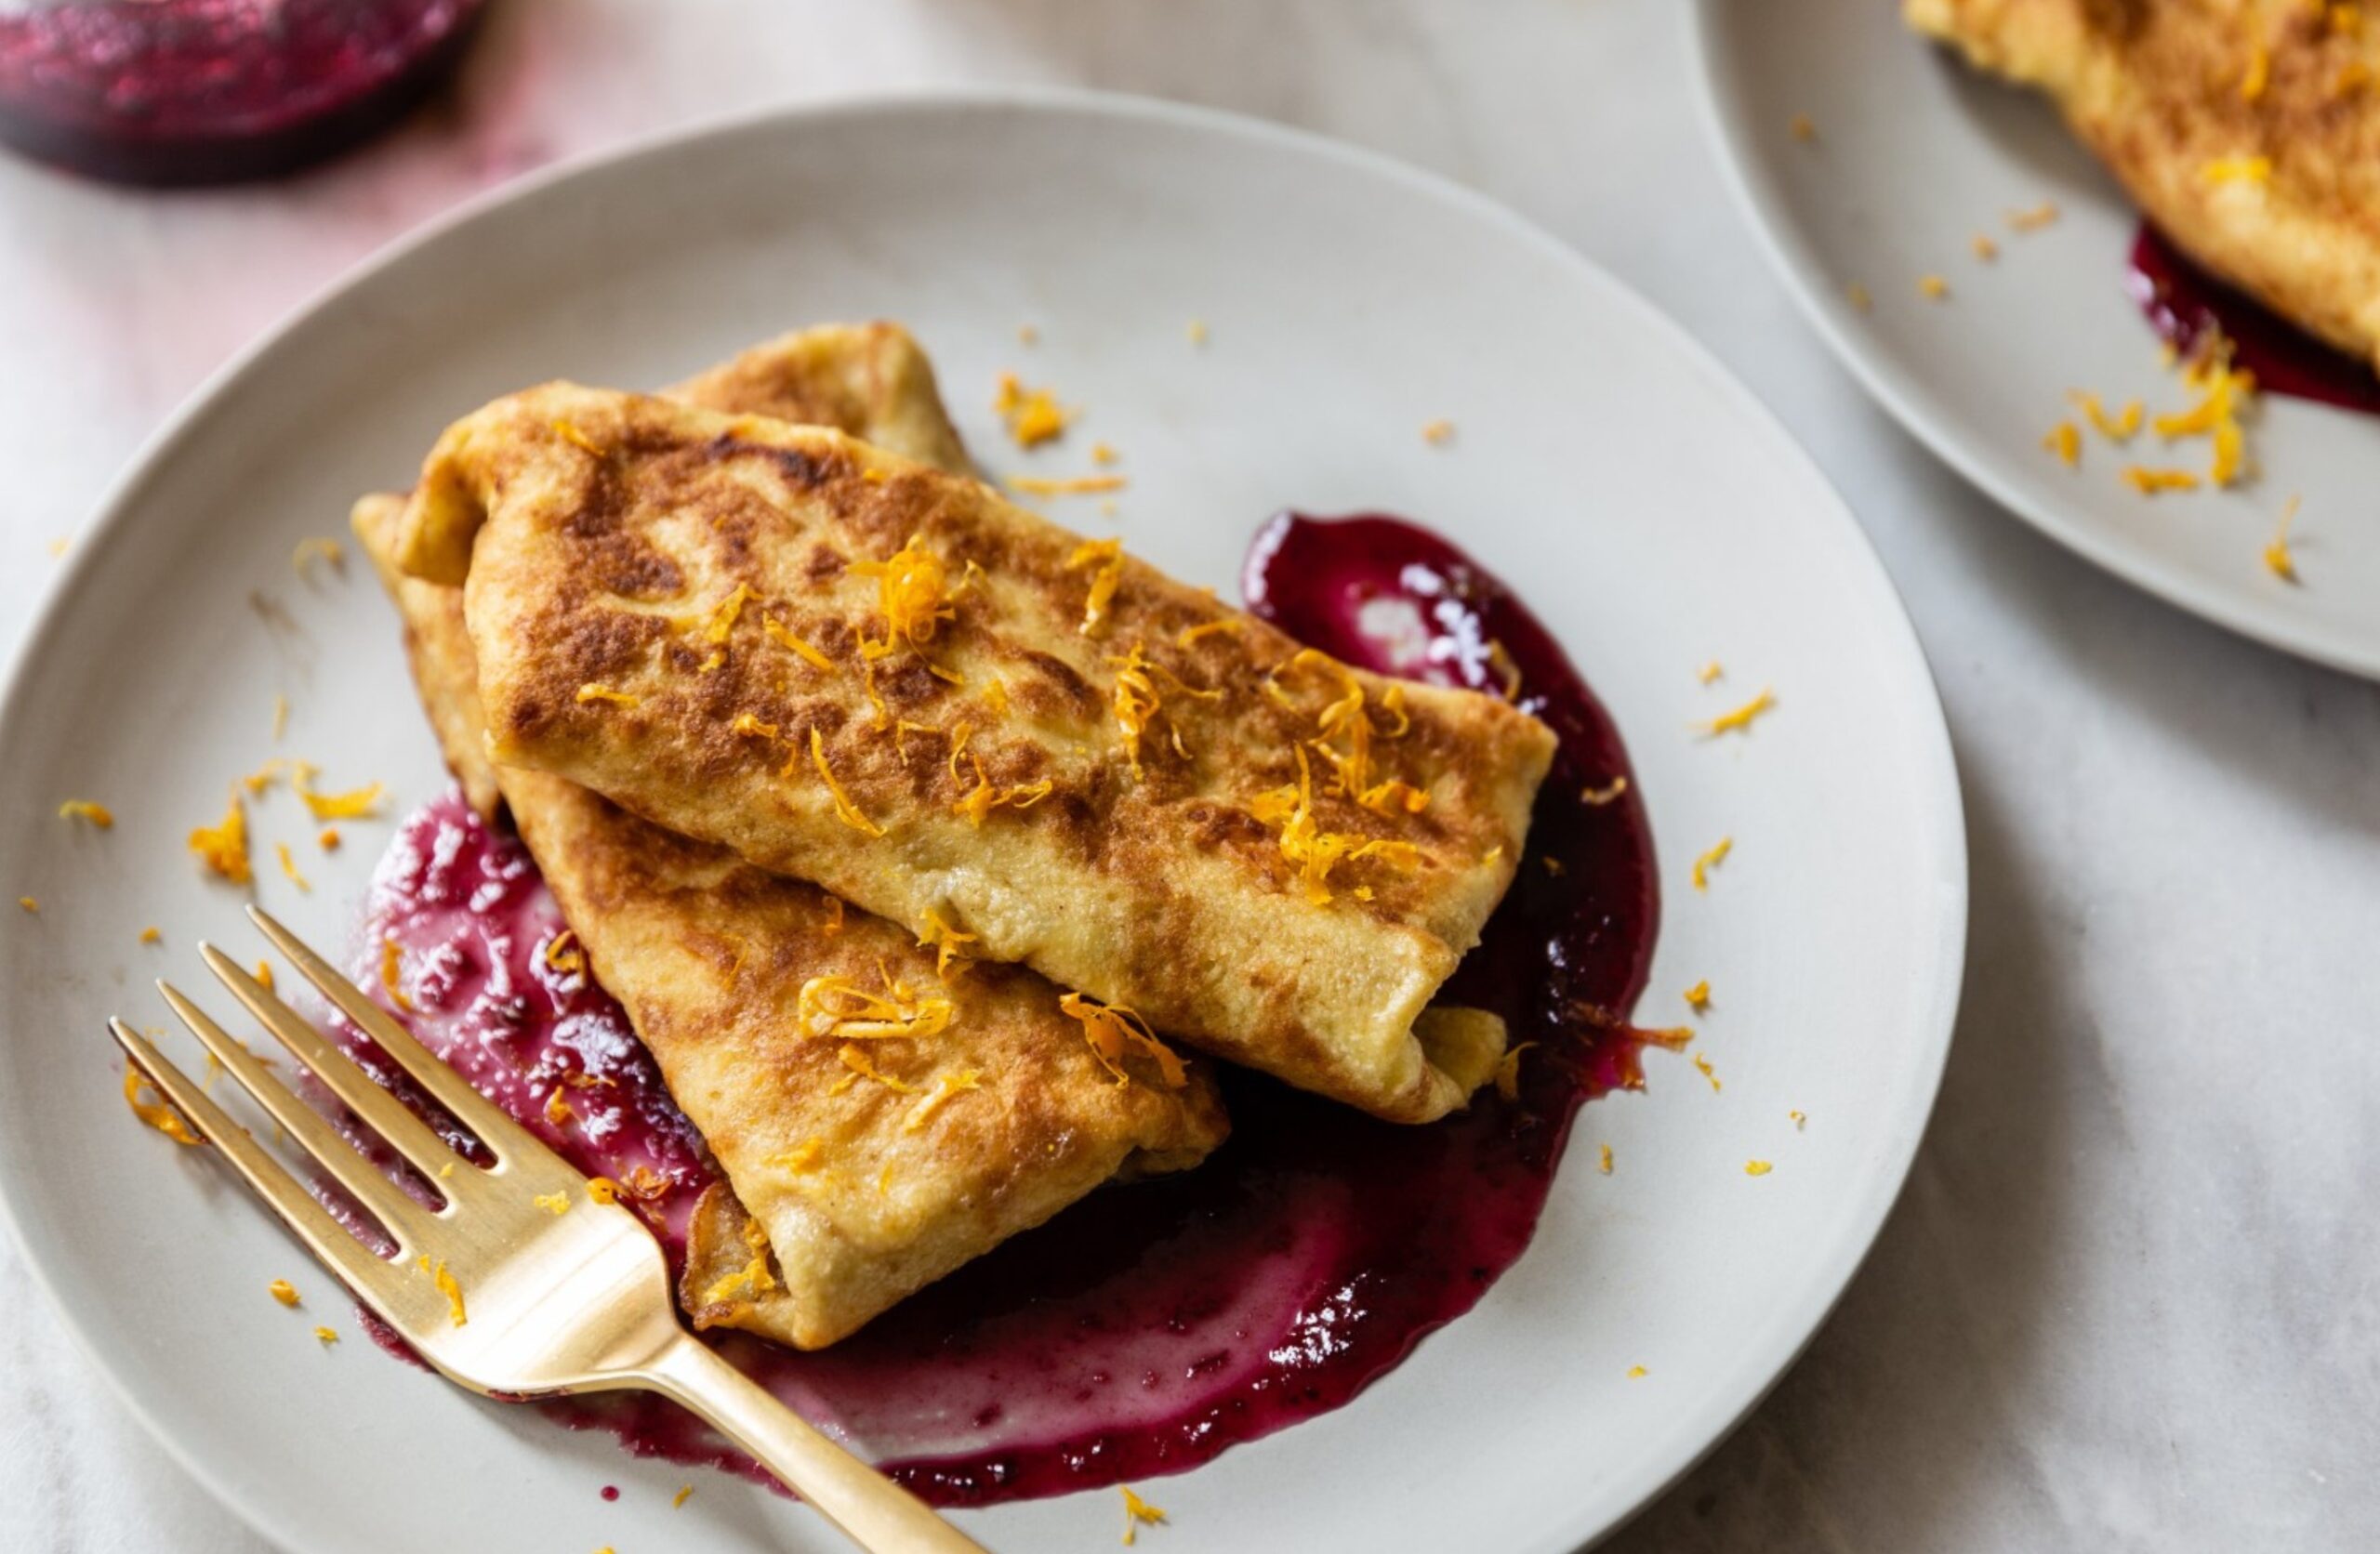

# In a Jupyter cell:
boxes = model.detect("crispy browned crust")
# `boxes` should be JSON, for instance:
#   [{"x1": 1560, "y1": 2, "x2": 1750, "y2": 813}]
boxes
[
  {"x1": 1907, "y1": 0, "x2": 2380, "y2": 366},
  {"x1": 395, "y1": 386, "x2": 1554, "y2": 1122},
  {"x1": 358, "y1": 323, "x2": 978, "y2": 822},
  {"x1": 353, "y1": 329, "x2": 1226, "y2": 1350}
]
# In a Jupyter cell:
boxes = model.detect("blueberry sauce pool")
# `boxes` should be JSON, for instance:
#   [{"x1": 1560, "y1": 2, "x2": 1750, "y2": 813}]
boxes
[
  {"x1": 2126, "y1": 222, "x2": 2380, "y2": 415},
  {"x1": 348, "y1": 513, "x2": 1659, "y2": 1508}
]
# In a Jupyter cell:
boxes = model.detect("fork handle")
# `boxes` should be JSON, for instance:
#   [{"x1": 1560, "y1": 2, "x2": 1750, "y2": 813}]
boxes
[{"x1": 638, "y1": 1334, "x2": 993, "y2": 1553}]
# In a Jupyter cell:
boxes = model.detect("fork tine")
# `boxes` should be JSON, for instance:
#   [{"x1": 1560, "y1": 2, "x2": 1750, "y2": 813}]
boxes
[
  {"x1": 155, "y1": 981, "x2": 443, "y2": 1251},
  {"x1": 197, "y1": 945, "x2": 471, "y2": 1187},
  {"x1": 244, "y1": 907, "x2": 560, "y2": 1172},
  {"x1": 110, "y1": 1021, "x2": 423, "y2": 1325}
]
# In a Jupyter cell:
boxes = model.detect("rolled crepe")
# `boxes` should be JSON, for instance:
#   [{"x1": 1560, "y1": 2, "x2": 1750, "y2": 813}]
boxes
[
  {"x1": 355, "y1": 325, "x2": 1225, "y2": 1350},
  {"x1": 395, "y1": 381, "x2": 1555, "y2": 1121}
]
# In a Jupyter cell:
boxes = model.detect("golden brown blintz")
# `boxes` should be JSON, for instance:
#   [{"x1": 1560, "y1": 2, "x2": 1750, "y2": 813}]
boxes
[
  {"x1": 350, "y1": 327, "x2": 1226, "y2": 1350},
  {"x1": 1907, "y1": 0, "x2": 2380, "y2": 367},
  {"x1": 381, "y1": 323, "x2": 973, "y2": 818},
  {"x1": 395, "y1": 385, "x2": 1554, "y2": 1122}
]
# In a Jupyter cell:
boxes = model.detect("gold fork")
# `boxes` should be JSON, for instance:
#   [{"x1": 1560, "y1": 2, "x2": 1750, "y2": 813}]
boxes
[{"x1": 110, "y1": 905, "x2": 989, "y2": 1554}]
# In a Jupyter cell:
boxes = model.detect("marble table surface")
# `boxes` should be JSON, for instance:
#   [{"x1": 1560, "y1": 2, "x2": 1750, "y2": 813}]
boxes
[{"x1": 1, "y1": 2, "x2": 2373, "y2": 1549}]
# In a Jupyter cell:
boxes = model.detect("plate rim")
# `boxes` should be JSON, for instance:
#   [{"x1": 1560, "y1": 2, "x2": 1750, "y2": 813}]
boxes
[
  {"x1": 1684, "y1": 0, "x2": 2380, "y2": 683},
  {"x1": 0, "y1": 82, "x2": 1969, "y2": 1553}
]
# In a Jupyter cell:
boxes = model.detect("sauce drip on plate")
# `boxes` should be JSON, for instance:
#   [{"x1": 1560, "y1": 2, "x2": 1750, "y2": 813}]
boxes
[
  {"x1": 348, "y1": 512, "x2": 1659, "y2": 1506},
  {"x1": 2126, "y1": 223, "x2": 2380, "y2": 415}
]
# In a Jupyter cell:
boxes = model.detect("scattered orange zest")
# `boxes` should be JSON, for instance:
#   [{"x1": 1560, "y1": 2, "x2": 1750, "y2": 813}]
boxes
[
  {"x1": 1061, "y1": 994, "x2": 1189, "y2": 1090},
  {"x1": 122, "y1": 1067, "x2": 202, "y2": 1145},
  {"x1": 1699, "y1": 688, "x2": 1775, "y2": 736},
  {"x1": 575, "y1": 683, "x2": 641, "y2": 708},
  {"x1": 1010, "y1": 473, "x2": 1128, "y2": 497},
  {"x1": 57, "y1": 799, "x2": 112, "y2": 828},
  {"x1": 1691, "y1": 836, "x2": 1732, "y2": 891},
  {"x1": 188, "y1": 788, "x2": 253, "y2": 884},
  {"x1": 1066, "y1": 537, "x2": 1126, "y2": 635},
  {"x1": 810, "y1": 729, "x2": 885, "y2": 837},
  {"x1": 796, "y1": 968, "x2": 954, "y2": 1042},
  {"x1": 993, "y1": 374, "x2": 1073, "y2": 448}
]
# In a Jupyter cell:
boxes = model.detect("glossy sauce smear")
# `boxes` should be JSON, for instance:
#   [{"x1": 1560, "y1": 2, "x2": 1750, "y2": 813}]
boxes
[{"x1": 343, "y1": 512, "x2": 1659, "y2": 1506}]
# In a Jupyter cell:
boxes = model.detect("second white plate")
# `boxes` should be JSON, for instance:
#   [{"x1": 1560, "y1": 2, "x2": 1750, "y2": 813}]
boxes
[{"x1": 1693, "y1": 0, "x2": 2380, "y2": 680}]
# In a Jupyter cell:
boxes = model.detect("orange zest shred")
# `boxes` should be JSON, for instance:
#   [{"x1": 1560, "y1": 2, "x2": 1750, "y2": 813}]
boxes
[
  {"x1": 1690, "y1": 836, "x2": 1732, "y2": 891},
  {"x1": 2043, "y1": 421, "x2": 2082, "y2": 468},
  {"x1": 417, "y1": 1256, "x2": 466, "y2": 1325},
  {"x1": 849, "y1": 533, "x2": 958, "y2": 659},
  {"x1": 318, "y1": 828, "x2": 340, "y2": 850},
  {"x1": 1971, "y1": 231, "x2": 1999, "y2": 262},
  {"x1": 1699, "y1": 688, "x2": 1776, "y2": 737},
  {"x1": 1600, "y1": 1144, "x2": 1615, "y2": 1175},
  {"x1": 1486, "y1": 639, "x2": 1523, "y2": 701},
  {"x1": 268, "y1": 1279, "x2": 300, "y2": 1308},
  {"x1": 796, "y1": 968, "x2": 954, "y2": 1042},
  {"x1": 550, "y1": 418, "x2": 605, "y2": 456},
  {"x1": 313, "y1": 1325, "x2": 338, "y2": 1345},
  {"x1": 1580, "y1": 776, "x2": 1630, "y2": 806},
  {"x1": 809, "y1": 729, "x2": 886, "y2": 837},
  {"x1": 2006, "y1": 201, "x2": 2059, "y2": 231},
  {"x1": 533, "y1": 1192, "x2": 570, "y2": 1215},
  {"x1": 1918, "y1": 274, "x2": 1950, "y2": 300},
  {"x1": 1248, "y1": 745, "x2": 1421, "y2": 907},
  {"x1": 586, "y1": 1177, "x2": 621, "y2": 1206},
  {"x1": 953, "y1": 754, "x2": 1053, "y2": 825},
  {"x1": 275, "y1": 842, "x2": 310, "y2": 893},
  {"x1": 1698, "y1": 661, "x2": 1724, "y2": 685},
  {"x1": 2153, "y1": 339, "x2": 2257, "y2": 487},
  {"x1": 2069, "y1": 391, "x2": 2143, "y2": 441},
  {"x1": 1059, "y1": 993, "x2": 1189, "y2": 1090},
  {"x1": 1492, "y1": 1042, "x2": 1538, "y2": 1102},
  {"x1": 2201, "y1": 154, "x2": 2272, "y2": 184},
  {"x1": 380, "y1": 937, "x2": 414, "y2": 1011},
  {"x1": 188, "y1": 788, "x2": 253, "y2": 884},
  {"x1": 1693, "y1": 1052, "x2": 1722, "y2": 1092},
  {"x1": 139, "y1": 926, "x2": 161, "y2": 944},
  {"x1": 1011, "y1": 473, "x2": 1128, "y2": 497},
  {"x1": 544, "y1": 928, "x2": 585, "y2": 979},
  {"x1": 575, "y1": 683, "x2": 641, "y2": 708},
  {"x1": 993, "y1": 373, "x2": 1073, "y2": 448},
  {"x1": 2264, "y1": 494, "x2": 2302, "y2": 582},
  {"x1": 820, "y1": 897, "x2": 845, "y2": 937},
  {"x1": 1272, "y1": 650, "x2": 1429, "y2": 818},
  {"x1": 1685, "y1": 979, "x2": 1712, "y2": 1012},
  {"x1": 768, "y1": 1137, "x2": 826, "y2": 1174},
  {"x1": 1421, "y1": 418, "x2": 1456, "y2": 445},
  {"x1": 761, "y1": 612, "x2": 836, "y2": 671},
  {"x1": 1066, "y1": 537, "x2": 1126, "y2": 635},
  {"x1": 57, "y1": 799, "x2": 113, "y2": 828},
  {"x1": 730, "y1": 712, "x2": 780, "y2": 744},
  {"x1": 545, "y1": 1086, "x2": 575, "y2": 1127},
  {"x1": 702, "y1": 1216, "x2": 780, "y2": 1307},
  {"x1": 1626, "y1": 1363, "x2": 1647, "y2": 1378},
  {"x1": 1791, "y1": 1109, "x2": 1808, "y2": 1129},
  {"x1": 916, "y1": 907, "x2": 978, "y2": 978},
  {"x1": 2122, "y1": 467, "x2": 2202, "y2": 494},
  {"x1": 836, "y1": 1043, "x2": 922, "y2": 1095},
  {"x1": 2241, "y1": 38, "x2": 2270, "y2": 102},
  {"x1": 17, "y1": 897, "x2": 35, "y2": 914},
  {"x1": 903, "y1": 1069, "x2": 984, "y2": 1133},
  {"x1": 124, "y1": 1067, "x2": 202, "y2": 1143},
  {"x1": 1789, "y1": 112, "x2": 1817, "y2": 140},
  {"x1": 254, "y1": 959, "x2": 275, "y2": 993},
  {"x1": 1120, "y1": 1485, "x2": 1169, "y2": 1545},
  {"x1": 701, "y1": 583, "x2": 752, "y2": 645},
  {"x1": 1746, "y1": 1160, "x2": 1775, "y2": 1177},
  {"x1": 1175, "y1": 617, "x2": 1243, "y2": 650},
  {"x1": 291, "y1": 536, "x2": 345, "y2": 576}
]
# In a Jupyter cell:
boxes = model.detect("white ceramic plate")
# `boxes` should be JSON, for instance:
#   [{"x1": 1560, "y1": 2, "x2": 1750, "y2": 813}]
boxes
[
  {"x1": 1691, "y1": 0, "x2": 2380, "y2": 680},
  {"x1": 0, "y1": 91, "x2": 1964, "y2": 1553}
]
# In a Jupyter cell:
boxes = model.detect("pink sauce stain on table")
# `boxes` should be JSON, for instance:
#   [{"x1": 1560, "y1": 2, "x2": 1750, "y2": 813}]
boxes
[{"x1": 340, "y1": 513, "x2": 1660, "y2": 1507}]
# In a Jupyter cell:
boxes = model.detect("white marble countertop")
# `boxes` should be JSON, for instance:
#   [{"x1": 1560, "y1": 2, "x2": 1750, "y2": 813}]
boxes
[{"x1": 1, "y1": 2, "x2": 2373, "y2": 1549}]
